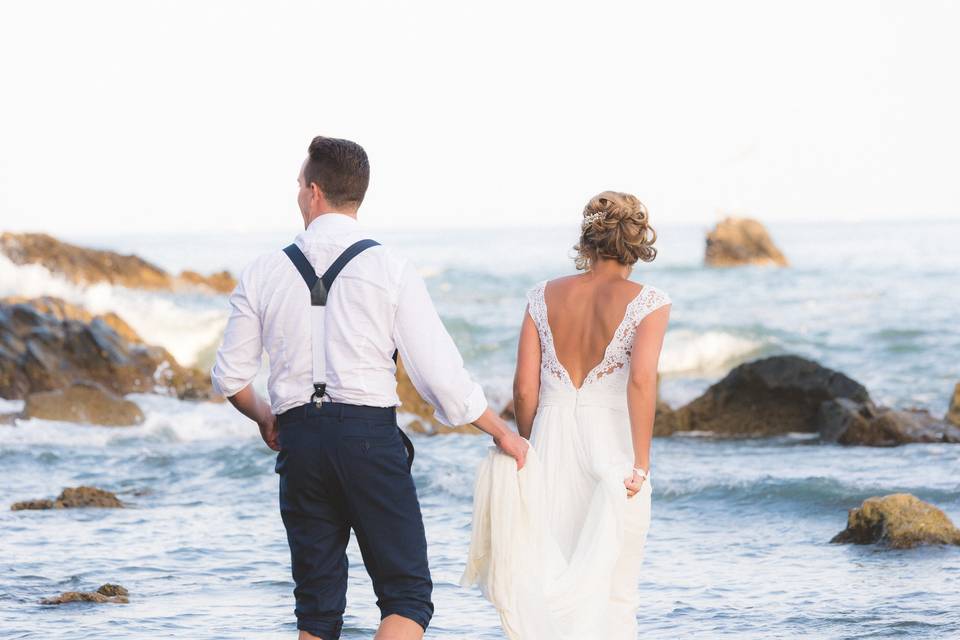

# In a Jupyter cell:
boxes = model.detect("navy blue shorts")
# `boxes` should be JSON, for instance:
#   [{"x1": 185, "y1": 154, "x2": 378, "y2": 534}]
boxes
[{"x1": 274, "y1": 402, "x2": 433, "y2": 639}]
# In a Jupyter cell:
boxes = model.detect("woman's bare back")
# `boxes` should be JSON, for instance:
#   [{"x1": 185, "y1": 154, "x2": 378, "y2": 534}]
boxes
[{"x1": 543, "y1": 274, "x2": 645, "y2": 389}]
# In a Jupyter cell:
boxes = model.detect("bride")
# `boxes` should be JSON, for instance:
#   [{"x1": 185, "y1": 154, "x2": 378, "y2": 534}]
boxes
[{"x1": 462, "y1": 191, "x2": 672, "y2": 640}]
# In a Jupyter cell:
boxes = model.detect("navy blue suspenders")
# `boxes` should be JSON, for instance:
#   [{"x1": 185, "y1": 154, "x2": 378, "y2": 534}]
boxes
[{"x1": 282, "y1": 240, "x2": 399, "y2": 405}]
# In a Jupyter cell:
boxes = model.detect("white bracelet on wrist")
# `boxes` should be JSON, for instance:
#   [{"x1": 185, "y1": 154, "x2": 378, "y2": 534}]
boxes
[{"x1": 632, "y1": 467, "x2": 649, "y2": 479}]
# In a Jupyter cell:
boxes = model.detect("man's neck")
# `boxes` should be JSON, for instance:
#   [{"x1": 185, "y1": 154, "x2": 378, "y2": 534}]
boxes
[{"x1": 304, "y1": 210, "x2": 358, "y2": 229}]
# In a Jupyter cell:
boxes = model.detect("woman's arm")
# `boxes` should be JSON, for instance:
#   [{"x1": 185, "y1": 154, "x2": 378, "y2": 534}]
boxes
[
  {"x1": 513, "y1": 307, "x2": 542, "y2": 440},
  {"x1": 625, "y1": 304, "x2": 671, "y2": 495}
]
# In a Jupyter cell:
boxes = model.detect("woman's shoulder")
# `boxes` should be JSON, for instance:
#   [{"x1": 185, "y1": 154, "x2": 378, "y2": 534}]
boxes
[{"x1": 634, "y1": 283, "x2": 672, "y2": 314}]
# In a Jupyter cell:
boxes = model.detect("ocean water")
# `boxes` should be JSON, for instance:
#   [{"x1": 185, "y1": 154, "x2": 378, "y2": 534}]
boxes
[{"x1": 1, "y1": 219, "x2": 959, "y2": 639}]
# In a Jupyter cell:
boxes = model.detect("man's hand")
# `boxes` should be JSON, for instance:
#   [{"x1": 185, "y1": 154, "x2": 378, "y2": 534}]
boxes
[
  {"x1": 258, "y1": 412, "x2": 280, "y2": 451},
  {"x1": 495, "y1": 431, "x2": 529, "y2": 470},
  {"x1": 227, "y1": 385, "x2": 280, "y2": 451}
]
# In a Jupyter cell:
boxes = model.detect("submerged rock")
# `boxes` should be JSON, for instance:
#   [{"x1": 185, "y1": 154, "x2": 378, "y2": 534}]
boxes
[
  {"x1": 704, "y1": 217, "x2": 788, "y2": 267},
  {"x1": 396, "y1": 357, "x2": 483, "y2": 436},
  {"x1": 0, "y1": 232, "x2": 234, "y2": 294},
  {"x1": 12, "y1": 486, "x2": 124, "y2": 510},
  {"x1": 822, "y1": 401, "x2": 960, "y2": 446},
  {"x1": 0, "y1": 298, "x2": 214, "y2": 401},
  {"x1": 500, "y1": 400, "x2": 516, "y2": 422},
  {"x1": 946, "y1": 383, "x2": 960, "y2": 427},
  {"x1": 40, "y1": 583, "x2": 129, "y2": 605},
  {"x1": 24, "y1": 382, "x2": 144, "y2": 426},
  {"x1": 830, "y1": 493, "x2": 960, "y2": 549}
]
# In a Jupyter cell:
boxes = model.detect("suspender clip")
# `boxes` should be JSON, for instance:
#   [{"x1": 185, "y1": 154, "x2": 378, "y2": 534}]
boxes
[{"x1": 311, "y1": 383, "x2": 328, "y2": 407}]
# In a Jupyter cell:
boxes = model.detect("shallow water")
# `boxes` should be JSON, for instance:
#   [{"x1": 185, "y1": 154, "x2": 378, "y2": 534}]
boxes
[{"x1": 2, "y1": 220, "x2": 959, "y2": 638}]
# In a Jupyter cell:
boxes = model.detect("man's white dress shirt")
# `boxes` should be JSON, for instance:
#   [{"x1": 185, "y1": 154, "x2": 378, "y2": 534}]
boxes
[{"x1": 210, "y1": 213, "x2": 488, "y2": 425}]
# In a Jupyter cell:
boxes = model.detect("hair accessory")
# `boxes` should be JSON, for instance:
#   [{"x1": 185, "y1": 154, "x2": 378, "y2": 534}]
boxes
[{"x1": 582, "y1": 211, "x2": 604, "y2": 226}]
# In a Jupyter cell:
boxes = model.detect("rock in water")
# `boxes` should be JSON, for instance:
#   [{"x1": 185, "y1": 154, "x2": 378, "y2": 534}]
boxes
[
  {"x1": 40, "y1": 583, "x2": 129, "y2": 605},
  {"x1": 177, "y1": 269, "x2": 237, "y2": 294},
  {"x1": 0, "y1": 232, "x2": 235, "y2": 294},
  {"x1": 12, "y1": 486, "x2": 123, "y2": 510},
  {"x1": 0, "y1": 298, "x2": 214, "y2": 400},
  {"x1": 830, "y1": 493, "x2": 960, "y2": 549},
  {"x1": 396, "y1": 357, "x2": 481, "y2": 435},
  {"x1": 666, "y1": 355, "x2": 869, "y2": 437},
  {"x1": 0, "y1": 232, "x2": 172, "y2": 289},
  {"x1": 24, "y1": 382, "x2": 145, "y2": 426},
  {"x1": 704, "y1": 217, "x2": 788, "y2": 267},
  {"x1": 947, "y1": 383, "x2": 960, "y2": 427},
  {"x1": 1, "y1": 296, "x2": 147, "y2": 346}
]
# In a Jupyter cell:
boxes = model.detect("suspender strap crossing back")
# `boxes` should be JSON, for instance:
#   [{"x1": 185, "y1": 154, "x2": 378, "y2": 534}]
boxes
[{"x1": 283, "y1": 239, "x2": 381, "y2": 406}]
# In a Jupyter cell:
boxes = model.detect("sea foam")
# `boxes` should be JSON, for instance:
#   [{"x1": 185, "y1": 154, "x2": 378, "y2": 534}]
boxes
[{"x1": 0, "y1": 255, "x2": 228, "y2": 367}]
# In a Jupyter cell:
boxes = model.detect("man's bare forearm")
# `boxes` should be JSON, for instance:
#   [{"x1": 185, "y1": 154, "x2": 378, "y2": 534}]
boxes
[
  {"x1": 227, "y1": 384, "x2": 272, "y2": 424},
  {"x1": 471, "y1": 407, "x2": 512, "y2": 441}
]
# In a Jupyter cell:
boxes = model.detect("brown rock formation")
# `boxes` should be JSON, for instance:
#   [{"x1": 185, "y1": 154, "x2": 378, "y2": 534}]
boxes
[
  {"x1": 177, "y1": 269, "x2": 237, "y2": 294},
  {"x1": 665, "y1": 355, "x2": 869, "y2": 437},
  {"x1": 12, "y1": 486, "x2": 124, "y2": 510},
  {"x1": 500, "y1": 400, "x2": 516, "y2": 422},
  {"x1": 396, "y1": 358, "x2": 482, "y2": 435},
  {"x1": 0, "y1": 232, "x2": 234, "y2": 294},
  {"x1": 830, "y1": 493, "x2": 960, "y2": 549},
  {"x1": 947, "y1": 383, "x2": 960, "y2": 427},
  {"x1": 1, "y1": 296, "x2": 143, "y2": 344},
  {"x1": 659, "y1": 354, "x2": 960, "y2": 445},
  {"x1": 40, "y1": 583, "x2": 129, "y2": 605},
  {"x1": 704, "y1": 217, "x2": 788, "y2": 267},
  {"x1": 24, "y1": 382, "x2": 145, "y2": 426},
  {"x1": 821, "y1": 400, "x2": 960, "y2": 446},
  {"x1": 1, "y1": 232, "x2": 172, "y2": 289},
  {"x1": 0, "y1": 298, "x2": 214, "y2": 401}
]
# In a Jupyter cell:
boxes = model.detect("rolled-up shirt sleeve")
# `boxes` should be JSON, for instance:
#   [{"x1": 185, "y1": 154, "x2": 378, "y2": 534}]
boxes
[
  {"x1": 210, "y1": 264, "x2": 263, "y2": 398},
  {"x1": 393, "y1": 263, "x2": 488, "y2": 427}
]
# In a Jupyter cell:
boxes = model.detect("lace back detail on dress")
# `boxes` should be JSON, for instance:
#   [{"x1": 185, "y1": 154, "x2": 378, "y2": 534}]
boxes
[
  {"x1": 527, "y1": 281, "x2": 568, "y2": 383},
  {"x1": 587, "y1": 285, "x2": 672, "y2": 386}
]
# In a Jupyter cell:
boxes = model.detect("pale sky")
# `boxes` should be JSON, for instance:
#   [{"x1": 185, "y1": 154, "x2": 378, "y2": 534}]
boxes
[{"x1": 1, "y1": 0, "x2": 958, "y2": 234}]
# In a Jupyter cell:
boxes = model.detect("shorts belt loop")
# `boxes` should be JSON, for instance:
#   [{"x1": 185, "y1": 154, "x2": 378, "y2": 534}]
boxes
[{"x1": 338, "y1": 404, "x2": 344, "y2": 423}]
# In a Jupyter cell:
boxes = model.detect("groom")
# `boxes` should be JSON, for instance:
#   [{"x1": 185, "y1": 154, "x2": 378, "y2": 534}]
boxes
[{"x1": 211, "y1": 136, "x2": 528, "y2": 640}]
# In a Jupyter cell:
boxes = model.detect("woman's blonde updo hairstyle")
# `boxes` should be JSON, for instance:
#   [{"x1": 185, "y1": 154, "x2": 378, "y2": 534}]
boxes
[{"x1": 573, "y1": 191, "x2": 658, "y2": 270}]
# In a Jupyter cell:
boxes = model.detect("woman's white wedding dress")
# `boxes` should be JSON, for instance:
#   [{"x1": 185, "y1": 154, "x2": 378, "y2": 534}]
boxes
[{"x1": 462, "y1": 280, "x2": 671, "y2": 640}]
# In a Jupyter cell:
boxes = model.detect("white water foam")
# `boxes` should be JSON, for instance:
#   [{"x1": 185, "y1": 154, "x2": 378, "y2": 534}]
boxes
[
  {"x1": 0, "y1": 255, "x2": 228, "y2": 366},
  {"x1": 659, "y1": 329, "x2": 767, "y2": 375},
  {"x1": 1, "y1": 394, "x2": 256, "y2": 447}
]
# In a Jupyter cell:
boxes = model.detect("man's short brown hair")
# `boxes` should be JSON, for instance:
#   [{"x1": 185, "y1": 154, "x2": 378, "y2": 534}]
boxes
[{"x1": 304, "y1": 136, "x2": 370, "y2": 209}]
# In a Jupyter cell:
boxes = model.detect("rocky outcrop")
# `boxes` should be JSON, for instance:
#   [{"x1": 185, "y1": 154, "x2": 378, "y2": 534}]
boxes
[
  {"x1": 396, "y1": 357, "x2": 482, "y2": 435},
  {"x1": 830, "y1": 493, "x2": 960, "y2": 549},
  {"x1": 12, "y1": 486, "x2": 124, "y2": 510},
  {"x1": 0, "y1": 232, "x2": 234, "y2": 294},
  {"x1": 659, "y1": 355, "x2": 960, "y2": 445},
  {"x1": 664, "y1": 355, "x2": 869, "y2": 437},
  {"x1": 1, "y1": 296, "x2": 142, "y2": 343},
  {"x1": 0, "y1": 298, "x2": 214, "y2": 401},
  {"x1": 178, "y1": 269, "x2": 237, "y2": 294},
  {"x1": 24, "y1": 382, "x2": 145, "y2": 426},
  {"x1": 40, "y1": 583, "x2": 129, "y2": 605},
  {"x1": 947, "y1": 383, "x2": 960, "y2": 427},
  {"x1": 819, "y1": 400, "x2": 960, "y2": 446},
  {"x1": 704, "y1": 217, "x2": 788, "y2": 267}
]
